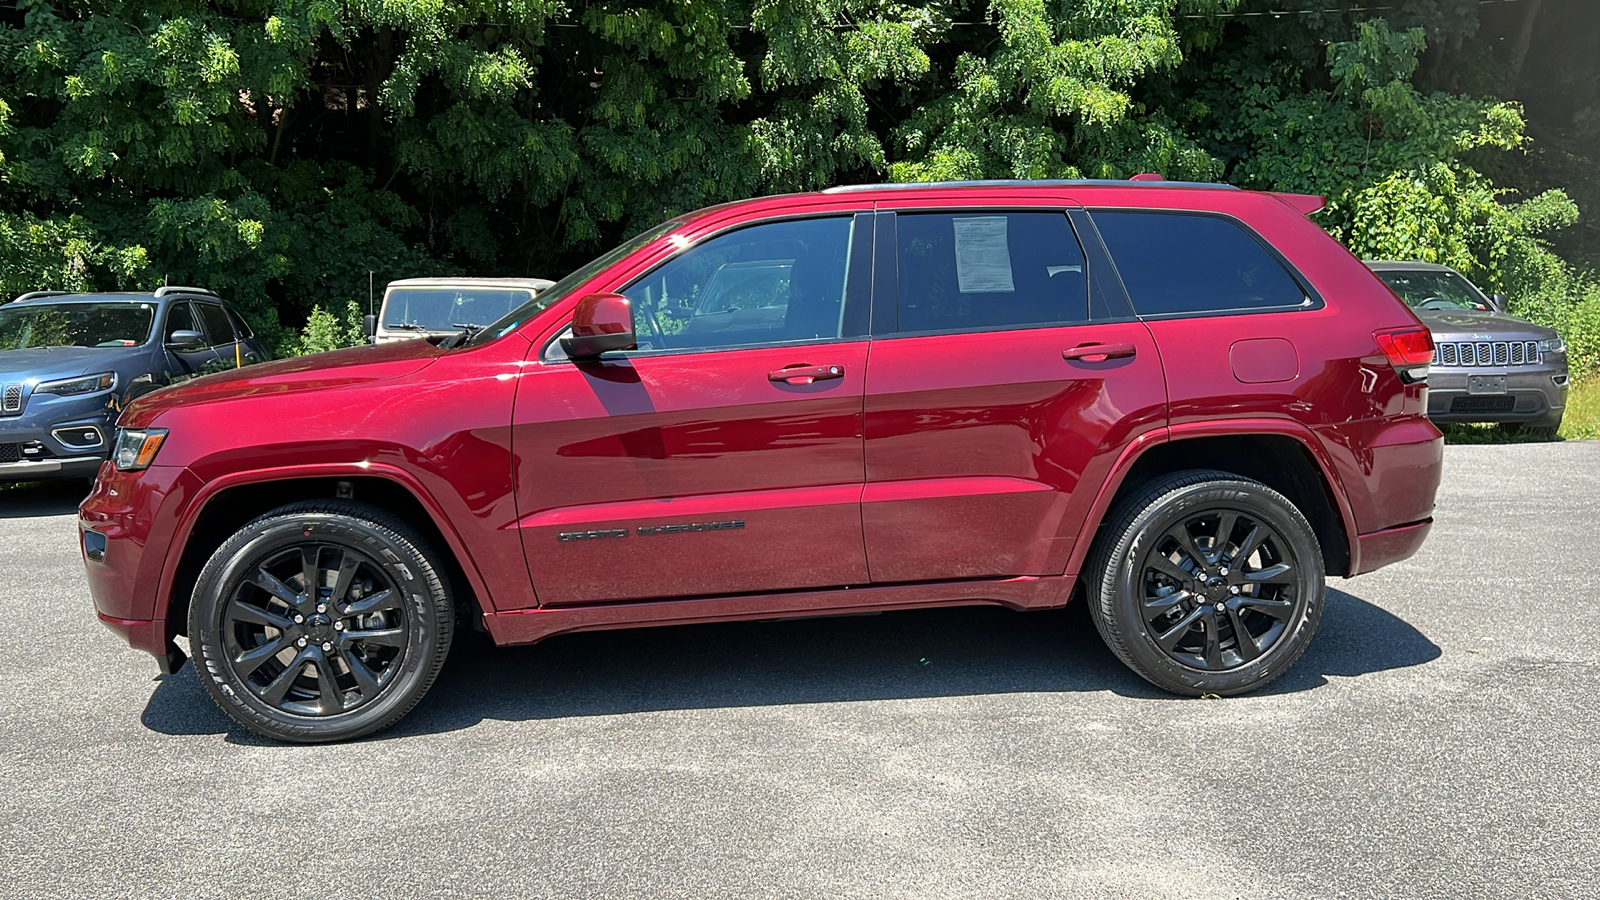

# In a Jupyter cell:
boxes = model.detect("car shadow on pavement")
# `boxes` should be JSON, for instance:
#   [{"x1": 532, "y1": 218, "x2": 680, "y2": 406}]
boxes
[
  {"x1": 0, "y1": 480, "x2": 90, "y2": 518},
  {"x1": 140, "y1": 585, "x2": 1441, "y2": 743}
]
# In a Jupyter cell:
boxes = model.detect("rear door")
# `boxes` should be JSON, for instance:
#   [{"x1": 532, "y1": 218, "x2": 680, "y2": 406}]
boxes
[
  {"x1": 861, "y1": 206, "x2": 1167, "y2": 582},
  {"x1": 195, "y1": 302, "x2": 245, "y2": 371},
  {"x1": 512, "y1": 213, "x2": 875, "y2": 606}
]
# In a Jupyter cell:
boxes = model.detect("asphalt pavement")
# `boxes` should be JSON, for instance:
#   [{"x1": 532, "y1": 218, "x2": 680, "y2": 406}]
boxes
[{"x1": 1, "y1": 442, "x2": 1597, "y2": 898}]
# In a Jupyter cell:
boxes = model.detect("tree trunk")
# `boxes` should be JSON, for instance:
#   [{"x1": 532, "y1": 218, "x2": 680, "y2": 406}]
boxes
[{"x1": 1508, "y1": 0, "x2": 1544, "y2": 86}]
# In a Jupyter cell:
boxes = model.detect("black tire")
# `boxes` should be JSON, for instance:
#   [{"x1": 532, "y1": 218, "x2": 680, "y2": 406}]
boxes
[
  {"x1": 1084, "y1": 470, "x2": 1324, "y2": 696},
  {"x1": 189, "y1": 500, "x2": 454, "y2": 743}
]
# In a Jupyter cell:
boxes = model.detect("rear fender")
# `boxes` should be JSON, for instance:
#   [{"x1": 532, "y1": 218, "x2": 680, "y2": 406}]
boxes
[{"x1": 1063, "y1": 419, "x2": 1361, "y2": 580}]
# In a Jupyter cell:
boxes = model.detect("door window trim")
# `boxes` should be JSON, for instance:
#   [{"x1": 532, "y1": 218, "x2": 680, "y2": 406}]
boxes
[{"x1": 1085, "y1": 207, "x2": 1325, "y2": 320}]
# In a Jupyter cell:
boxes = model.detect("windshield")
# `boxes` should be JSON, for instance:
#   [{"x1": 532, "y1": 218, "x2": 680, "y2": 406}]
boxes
[
  {"x1": 1374, "y1": 269, "x2": 1493, "y2": 312},
  {"x1": 0, "y1": 302, "x2": 156, "y2": 350},
  {"x1": 383, "y1": 288, "x2": 534, "y2": 333},
  {"x1": 463, "y1": 219, "x2": 684, "y2": 347}
]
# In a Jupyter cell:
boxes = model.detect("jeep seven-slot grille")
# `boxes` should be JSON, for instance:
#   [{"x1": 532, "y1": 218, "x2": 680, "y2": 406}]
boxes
[
  {"x1": 1, "y1": 384, "x2": 21, "y2": 415},
  {"x1": 1433, "y1": 340, "x2": 1540, "y2": 367}
]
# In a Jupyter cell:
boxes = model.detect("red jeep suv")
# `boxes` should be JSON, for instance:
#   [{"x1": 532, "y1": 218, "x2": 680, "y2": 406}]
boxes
[{"x1": 80, "y1": 179, "x2": 1443, "y2": 742}]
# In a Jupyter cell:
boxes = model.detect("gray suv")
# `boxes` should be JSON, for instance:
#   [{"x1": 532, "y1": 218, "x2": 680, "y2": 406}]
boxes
[
  {"x1": 1367, "y1": 261, "x2": 1569, "y2": 433},
  {"x1": 0, "y1": 287, "x2": 271, "y2": 481}
]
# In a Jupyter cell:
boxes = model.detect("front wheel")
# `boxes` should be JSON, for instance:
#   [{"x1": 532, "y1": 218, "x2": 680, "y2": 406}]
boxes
[
  {"x1": 189, "y1": 501, "x2": 454, "y2": 743},
  {"x1": 1085, "y1": 470, "x2": 1324, "y2": 696}
]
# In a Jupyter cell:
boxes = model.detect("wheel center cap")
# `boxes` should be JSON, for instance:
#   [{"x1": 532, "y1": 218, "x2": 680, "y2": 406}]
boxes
[
  {"x1": 1203, "y1": 579, "x2": 1229, "y2": 601},
  {"x1": 306, "y1": 613, "x2": 334, "y2": 639}
]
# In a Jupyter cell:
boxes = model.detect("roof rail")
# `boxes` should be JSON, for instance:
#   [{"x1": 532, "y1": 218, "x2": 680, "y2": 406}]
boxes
[
  {"x1": 821, "y1": 178, "x2": 1238, "y2": 193},
  {"x1": 12, "y1": 290, "x2": 74, "y2": 303},
  {"x1": 152, "y1": 285, "x2": 218, "y2": 298}
]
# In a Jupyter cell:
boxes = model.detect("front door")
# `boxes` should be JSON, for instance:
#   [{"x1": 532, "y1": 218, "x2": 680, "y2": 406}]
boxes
[
  {"x1": 513, "y1": 213, "x2": 875, "y2": 607},
  {"x1": 160, "y1": 301, "x2": 222, "y2": 381},
  {"x1": 861, "y1": 207, "x2": 1168, "y2": 582}
]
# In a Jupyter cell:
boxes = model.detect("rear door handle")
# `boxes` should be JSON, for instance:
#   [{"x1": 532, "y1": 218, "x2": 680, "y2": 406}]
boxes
[
  {"x1": 768, "y1": 364, "x2": 845, "y2": 385},
  {"x1": 1063, "y1": 342, "x2": 1137, "y2": 362}
]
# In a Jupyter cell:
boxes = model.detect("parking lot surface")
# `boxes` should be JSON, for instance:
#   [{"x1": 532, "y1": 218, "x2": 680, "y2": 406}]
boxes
[{"x1": 2, "y1": 442, "x2": 1597, "y2": 899}]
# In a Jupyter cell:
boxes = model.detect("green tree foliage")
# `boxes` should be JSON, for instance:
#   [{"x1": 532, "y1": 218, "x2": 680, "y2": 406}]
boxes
[
  {"x1": 0, "y1": 0, "x2": 1594, "y2": 369},
  {"x1": 295, "y1": 299, "x2": 367, "y2": 355}
]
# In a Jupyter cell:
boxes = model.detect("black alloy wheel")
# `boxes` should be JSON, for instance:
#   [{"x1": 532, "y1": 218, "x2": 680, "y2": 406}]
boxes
[
  {"x1": 1137, "y1": 509, "x2": 1299, "y2": 671},
  {"x1": 190, "y1": 501, "x2": 454, "y2": 743},
  {"x1": 1086, "y1": 470, "x2": 1325, "y2": 696},
  {"x1": 221, "y1": 542, "x2": 408, "y2": 716}
]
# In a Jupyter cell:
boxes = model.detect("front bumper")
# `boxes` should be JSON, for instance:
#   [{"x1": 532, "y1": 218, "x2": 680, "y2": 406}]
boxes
[
  {"x1": 79, "y1": 463, "x2": 202, "y2": 666},
  {"x1": 1425, "y1": 366, "x2": 1568, "y2": 424},
  {"x1": 0, "y1": 391, "x2": 117, "y2": 481}
]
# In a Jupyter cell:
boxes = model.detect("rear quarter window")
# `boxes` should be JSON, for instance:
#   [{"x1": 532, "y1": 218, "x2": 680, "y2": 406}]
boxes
[{"x1": 1091, "y1": 211, "x2": 1309, "y2": 317}]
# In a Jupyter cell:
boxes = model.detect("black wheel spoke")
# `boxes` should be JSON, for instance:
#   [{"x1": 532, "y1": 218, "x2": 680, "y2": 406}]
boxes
[
  {"x1": 1227, "y1": 608, "x2": 1260, "y2": 662},
  {"x1": 313, "y1": 651, "x2": 346, "y2": 714},
  {"x1": 330, "y1": 551, "x2": 361, "y2": 605},
  {"x1": 1201, "y1": 616, "x2": 1223, "y2": 669},
  {"x1": 344, "y1": 626, "x2": 406, "y2": 649},
  {"x1": 1165, "y1": 524, "x2": 1208, "y2": 567},
  {"x1": 1142, "y1": 591, "x2": 1189, "y2": 620},
  {"x1": 1246, "y1": 562, "x2": 1293, "y2": 584},
  {"x1": 234, "y1": 636, "x2": 290, "y2": 676},
  {"x1": 342, "y1": 589, "x2": 397, "y2": 618},
  {"x1": 1155, "y1": 607, "x2": 1206, "y2": 651},
  {"x1": 341, "y1": 649, "x2": 383, "y2": 697},
  {"x1": 226, "y1": 602, "x2": 293, "y2": 632},
  {"x1": 259, "y1": 650, "x2": 311, "y2": 705},
  {"x1": 1148, "y1": 554, "x2": 1192, "y2": 583},
  {"x1": 300, "y1": 546, "x2": 321, "y2": 596},
  {"x1": 1232, "y1": 524, "x2": 1266, "y2": 566},
  {"x1": 1214, "y1": 512, "x2": 1238, "y2": 558},
  {"x1": 1238, "y1": 595, "x2": 1296, "y2": 621},
  {"x1": 249, "y1": 568, "x2": 302, "y2": 609}
]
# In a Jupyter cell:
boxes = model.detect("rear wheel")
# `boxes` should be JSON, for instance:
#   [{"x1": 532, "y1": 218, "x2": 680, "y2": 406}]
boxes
[
  {"x1": 1085, "y1": 470, "x2": 1324, "y2": 696},
  {"x1": 189, "y1": 501, "x2": 454, "y2": 743}
]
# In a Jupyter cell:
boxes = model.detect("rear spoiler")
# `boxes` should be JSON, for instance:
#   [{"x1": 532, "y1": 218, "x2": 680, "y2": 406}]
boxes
[{"x1": 1273, "y1": 193, "x2": 1326, "y2": 216}]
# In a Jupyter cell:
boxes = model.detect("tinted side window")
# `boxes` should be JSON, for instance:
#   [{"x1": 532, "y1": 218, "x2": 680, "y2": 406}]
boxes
[
  {"x1": 894, "y1": 212, "x2": 1088, "y2": 333},
  {"x1": 165, "y1": 302, "x2": 201, "y2": 341},
  {"x1": 197, "y1": 303, "x2": 237, "y2": 345},
  {"x1": 623, "y1": 216, "x2": 856, "y2": 352},
  {"x1": 225, "y1": 306, "x2": 254, "y2": 339},
  {"x1": 1092, "y1": 211, "x2": 1308, "y2": 316}
]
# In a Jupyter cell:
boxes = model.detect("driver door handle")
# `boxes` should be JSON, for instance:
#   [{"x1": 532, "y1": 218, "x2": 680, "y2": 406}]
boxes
[
  {"x1": 1063, "y1": 342, "x2": 1137, "y2": 362},
  {"x1": 768, "y1": 364, "x2": 845, "y2": 385}
]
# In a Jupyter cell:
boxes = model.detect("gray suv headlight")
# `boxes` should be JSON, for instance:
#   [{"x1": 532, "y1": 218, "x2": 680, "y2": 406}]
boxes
[
  {"x1": 34, "y1": 372, "x2": 116, "y2": 396},
  {"x1": 1537, "y1": 338, "x2": 1566, "y2": 354}
]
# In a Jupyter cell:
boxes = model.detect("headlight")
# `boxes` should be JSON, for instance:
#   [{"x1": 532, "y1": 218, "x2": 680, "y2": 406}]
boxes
[
  {"x1": 34, "y1": 372, "x2": 116, "y2": 396},
  {"x1": 112, "y1": 427, "x2": 168, "y2": 472},
  {"x1": 1537, "y1": 337, "x2": 1566, "y2": 354}
]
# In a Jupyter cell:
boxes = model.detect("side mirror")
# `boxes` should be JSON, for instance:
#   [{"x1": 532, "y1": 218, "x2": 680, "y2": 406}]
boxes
[
  {"x1": 1490, "y1": 292, "x2": 1508, "y2": 314},
  {"x1": 362, "y1": 314, "x2": 377, "y2": 339},
  {"x1": 560, "y1": 293, "x2": 636, "y2": 360},
  {"x1": 166, "y1": 329, "x2": 206, "y2": 351}
]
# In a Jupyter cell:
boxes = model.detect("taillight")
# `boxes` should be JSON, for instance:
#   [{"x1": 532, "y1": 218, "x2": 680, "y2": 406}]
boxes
[{"x1": 1374, "y1": 326, "x2": 1433, "y2": 383}]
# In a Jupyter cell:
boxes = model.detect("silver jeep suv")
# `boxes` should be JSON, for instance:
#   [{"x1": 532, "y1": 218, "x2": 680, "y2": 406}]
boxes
[{"x1": 1367, "y1": 261, "x2": 1569, "y2": 433}]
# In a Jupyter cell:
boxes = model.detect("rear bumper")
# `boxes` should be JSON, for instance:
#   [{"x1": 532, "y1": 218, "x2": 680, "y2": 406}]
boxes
[{"x1": 1351, "y1": 518, "x2": 1432, "y2": 576}]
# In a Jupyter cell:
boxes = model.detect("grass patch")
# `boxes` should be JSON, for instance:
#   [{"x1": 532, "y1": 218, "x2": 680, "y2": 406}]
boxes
[{"x1": 1440, "y1": 373, "x2": 1600, "y2": 443}]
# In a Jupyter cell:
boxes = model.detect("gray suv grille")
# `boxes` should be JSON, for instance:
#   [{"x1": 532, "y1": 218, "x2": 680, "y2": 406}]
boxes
[
  {"x1": 1, "y1": 384, "x2": 21, "y2": 415},
  {"x1": 1433, "y1": 340, "x2": 1540, "y2": 367}
]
